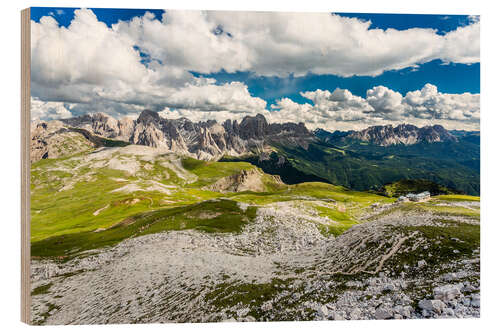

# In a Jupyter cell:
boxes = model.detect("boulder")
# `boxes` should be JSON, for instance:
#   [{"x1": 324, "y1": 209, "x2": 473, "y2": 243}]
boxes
[
  {"x1": 418, "y1": 299, "x2": 446, "y2": 314},
  {"x1": 442, "y1": 273, "x2": 458, "y2": 281},
  {"x1": 433, "y1": 284, "x2": 463, "y2": 302},
  {"x1": 332, "y1": 312, "x2": 345, "y2": 320},
  {"x1": 401, "y1": 306, "x2": 412, "y2": 318},
  {"x1": 382, "y1": 283, "x2": 396, "y2": 292},
  {"x1": 375, "y1": 308, "x2": 393, "y2": 320},
  {"x1": 443, "y1": 308, "x2": 455, "y2": 316}
]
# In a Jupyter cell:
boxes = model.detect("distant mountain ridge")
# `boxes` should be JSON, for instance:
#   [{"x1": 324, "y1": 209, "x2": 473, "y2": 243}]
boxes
[
  {"x1": 315, "y1": 124, "x2": 459, "y2": 146},
  {"x1": 32, "y1": 111, "x2": 470, "y2": 162}
]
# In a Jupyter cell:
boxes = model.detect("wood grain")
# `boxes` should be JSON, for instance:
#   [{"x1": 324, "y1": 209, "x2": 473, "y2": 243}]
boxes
[{"x1": 21, "y1": 7, "x2": 31, "y2": 325}]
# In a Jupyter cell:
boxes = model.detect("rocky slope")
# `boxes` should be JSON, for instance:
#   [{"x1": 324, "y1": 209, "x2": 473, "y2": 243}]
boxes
[
  {"x1": 58, "y1": 111, "x2": 314, "y2": 161},
  {"x1": 30, "y1": 121, "x2": 93, "y2": 162},
  {"x1": 316, "y1": 124, "x2": 458, "y2": 146},
  {"x1": 29, "y1": 139, "x2": 480, "y2": 324},
  {"x1": 30, "y1": 199, "x2": 480, "y2": 324},
  {"x1": 204, "y1": 169, "x2": 267, "y2": 192}
]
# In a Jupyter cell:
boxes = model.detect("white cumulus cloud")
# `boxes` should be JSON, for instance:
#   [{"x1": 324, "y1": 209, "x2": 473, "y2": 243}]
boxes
[
  {"x1": 114, "y1": 10, "x2": 480, "y2": 77},
  {"x1": 30, "y1": 9, "x2": 267, "y2": 121},
  {"x1": 30, "y1": 9, "x2": 479, "y2": 131},
  {"x1": 403, "y1": 83, "x2": 480, "y2": 121},
  {"x1": 271, "y1": 84, "x2": 480, "y2": 131},
  {"x1": 366, "y1": 86, "x2": 405, "y2": 119},
  {"x1": 31, "y1": 97, "x2": 74, "y2": 121}
]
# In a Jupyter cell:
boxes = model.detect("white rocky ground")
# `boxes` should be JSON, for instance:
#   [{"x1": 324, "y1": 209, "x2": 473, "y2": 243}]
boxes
[{"x1": 30, "y1": 201, "x2": 480, "y2": 324}]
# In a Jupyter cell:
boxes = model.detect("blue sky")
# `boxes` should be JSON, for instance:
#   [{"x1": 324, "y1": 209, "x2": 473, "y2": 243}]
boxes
[
  {"x1": 193, "y1": 60, "x2": 479, "y2": 106},
  {"x1": 29, "y1": 7, "x2": 480, "y2": 130},
  {"x1": 197, "y1": 12, "x2": 480, "y2": 106},
  {"x1": 31, "y1": 7, "x2": 164, "y2": 27},
  {"x1": 30, "y1": 8, "x2": 474, "y2": 35}
]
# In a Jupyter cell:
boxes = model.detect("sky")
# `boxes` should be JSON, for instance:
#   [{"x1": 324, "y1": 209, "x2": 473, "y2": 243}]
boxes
[{"x1": 30, "y1": 7, "x2": 480, "y2": 130}]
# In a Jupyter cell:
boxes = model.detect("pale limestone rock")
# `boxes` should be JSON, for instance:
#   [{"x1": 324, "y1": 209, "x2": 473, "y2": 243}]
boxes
[
  {"x1": 433, "y1": 284, "x2": 463, "y2": 302},
  {"x1": 418, "y1": 299, "x2": 446, "y2": 314}
]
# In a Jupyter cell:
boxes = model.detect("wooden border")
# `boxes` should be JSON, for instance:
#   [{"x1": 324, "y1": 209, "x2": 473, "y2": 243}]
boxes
[{"x1": 21, "y1": 7, "x2": 31, "y2": 325}]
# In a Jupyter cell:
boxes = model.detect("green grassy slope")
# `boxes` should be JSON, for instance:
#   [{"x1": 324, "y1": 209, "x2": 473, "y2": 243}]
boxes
[
  {"x1": 228, "y1": 182, "x2": 394, "y2": 235},
  {"x1": 32, "y1": 199, "x2": 257, "y2": 258},
  {"x1": 31, "y1": 149, "x2": 217, "y2": 242},
  {"x1": 220, "y1": 152, "x2": 332, "y2": 185},
  {"x1": 181, "y1": 157, "x2": 255, "y2": 187},
  {"x1": 31, "y1": 146, "x2": 398, "y2": 259},
  {"x1": 30, "y1": 147, "x2": 291, "y2": 244}
]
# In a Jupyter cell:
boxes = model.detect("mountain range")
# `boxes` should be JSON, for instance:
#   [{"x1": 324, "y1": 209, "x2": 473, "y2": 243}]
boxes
[
  {"x1": 57, "y1": 110, "x2": 313, "y2": 161},
  {"x1": 31, "y1": 110, "x2": 480, "y2": 195},
  {"x1": 314, "y1": 124, "x2": 459, "y2": 146}
]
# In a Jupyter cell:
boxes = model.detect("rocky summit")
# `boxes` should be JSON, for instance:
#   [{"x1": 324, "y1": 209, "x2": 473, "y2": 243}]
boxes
[
  {"x1": 317, "y1": 124, "x2": 458, "y2": 146},
  {"x1": 349, "y1": 124, "x2": 458, "y2": 146},
  {"x1": 53, "y1": 110, "x2": 313, "y2": 161}
]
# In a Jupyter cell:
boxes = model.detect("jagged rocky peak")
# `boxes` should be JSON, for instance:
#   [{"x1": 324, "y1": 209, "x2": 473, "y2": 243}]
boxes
[
  {"x1": 136, "y1": 109, "x2": 161, "y2": 125},
  {"x1": 347, "y1": 124, "x2": 458, "y2": 146},
  {"x1": 313, "y1": 128, "x2": 331, "y2": 138},
  {"x1": 52, "y1": 110, "x2": 314, "y2": 160},
  {"x1": 314, "y1": 123, "x2": 458, "y2": 146},
  {"x1": 418, "y1": 124, "x2": 457, "y2": 143},
  {"x1": 268, "y1": 121, "x2": 309, "y2": 136},
  {"x1": 173, "y1": 117, "x2": 196, "y2": 131},
  {"x1": 61, "y1": 112, "x2": 120, "y2": 138},
  {"x1": 238, "y1": 114, "x2": 269, "y2": 139}
]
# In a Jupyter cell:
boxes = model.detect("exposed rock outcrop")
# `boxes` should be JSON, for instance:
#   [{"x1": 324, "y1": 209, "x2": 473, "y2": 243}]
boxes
[
  {"x1": 30, "y1": 121, "x2": 93, "y2": 163},
  {"x1": 61, "y1": 112, "x2": 120, "y2": 138},
  {"x1": 205, "y1": 168, "x2": 266, "y2": 192}
]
